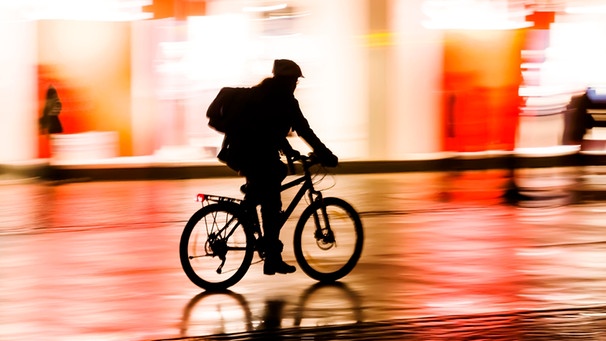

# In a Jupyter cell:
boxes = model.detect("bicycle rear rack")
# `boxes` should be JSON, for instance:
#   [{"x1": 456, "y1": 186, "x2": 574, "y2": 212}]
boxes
[{"x1": 196, "y1": 193, "x2": 242, "y2": 207}]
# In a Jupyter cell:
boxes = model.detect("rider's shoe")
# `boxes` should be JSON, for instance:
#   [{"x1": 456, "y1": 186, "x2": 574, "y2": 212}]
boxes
[
  {"x1": 263, "y1": 240, "x2": 296, "y2": 275},
  {"x1": 263, "y1": 258, "x2": 296, "y2": 275}
]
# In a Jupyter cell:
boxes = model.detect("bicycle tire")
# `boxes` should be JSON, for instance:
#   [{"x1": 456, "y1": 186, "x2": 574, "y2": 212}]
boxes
[
  {"x1": 179, "y1": 202, "x2": 254, "y2": 290},
  {"x1": 293, "y1": 197, "x2": 364, "y2": 282}
]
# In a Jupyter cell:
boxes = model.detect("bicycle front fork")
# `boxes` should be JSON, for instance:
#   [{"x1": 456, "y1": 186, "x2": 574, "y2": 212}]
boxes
[{"x1": 312, "y1": 199, "x2": 336, "y2": 247}]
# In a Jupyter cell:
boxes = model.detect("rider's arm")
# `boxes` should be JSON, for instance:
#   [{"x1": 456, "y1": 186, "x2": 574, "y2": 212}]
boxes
[
  {"x1": 290, "y1": 99, "x2": 338, "y2": 167},
  {"x1": 290, "y1": 99, "x2": 325, "y2": 149}
]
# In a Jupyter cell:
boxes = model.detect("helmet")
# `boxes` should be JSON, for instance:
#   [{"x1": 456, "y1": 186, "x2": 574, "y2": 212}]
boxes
[{"x1": 272, "y1": 59, "x2": 303, "y2": 78}]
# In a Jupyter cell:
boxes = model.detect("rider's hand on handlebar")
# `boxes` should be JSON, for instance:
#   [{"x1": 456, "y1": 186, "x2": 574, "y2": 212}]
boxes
[
  {"x1": 281, "y1": 143, "x2": 300, "y2": 160},
  {"x1": 283, "y1": 149, "x2": 301, "y2": 174},
  {"x1": 286, "y1": 149, "x2": 301, "y2": 161},
  {"x1": 314, "y1": 148, "x2": 339, "y2": 167}
]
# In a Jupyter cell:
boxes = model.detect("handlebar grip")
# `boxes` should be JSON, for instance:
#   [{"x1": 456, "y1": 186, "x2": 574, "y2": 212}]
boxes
[
  {"x1": 287, "y1": 152, "x2": 320, "y2": 172},
  {"x1": 287, "y1": 156, "x2": 295, "y2": 174},
  {"x1": 306, "y1": 152, "x2": 319, "y2": 165}
]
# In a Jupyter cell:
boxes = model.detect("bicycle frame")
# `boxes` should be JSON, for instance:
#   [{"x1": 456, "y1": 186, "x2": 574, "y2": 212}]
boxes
[
  {"x1": 278, "y1": 161, "x2": 333, "y2": 239},
  {"x1": 278, "y1": 171, "x2": 321, "y2": 226},
  {"x1": 196, "y1": 157, "x2": 330, "y2": 248}
]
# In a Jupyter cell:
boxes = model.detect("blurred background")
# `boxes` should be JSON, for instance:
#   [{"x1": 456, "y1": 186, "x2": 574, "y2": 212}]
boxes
[
  {"x1": 2, "y1": 0, "x2": 606, "y2": 166},
  {"x1": 4, "y1": 3, "x2": 606, "y2": 340}
]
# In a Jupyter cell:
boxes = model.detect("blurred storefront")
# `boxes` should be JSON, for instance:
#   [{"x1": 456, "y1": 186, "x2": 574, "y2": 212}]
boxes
[{"x1": 1, "y1": 0, "x2": 606, "y2": 166}]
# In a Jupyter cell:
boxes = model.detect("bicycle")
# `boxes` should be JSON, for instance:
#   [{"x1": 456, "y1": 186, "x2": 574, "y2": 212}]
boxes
[{"x1": 179, "y1": 153, "x2": 364, "y2": 291}]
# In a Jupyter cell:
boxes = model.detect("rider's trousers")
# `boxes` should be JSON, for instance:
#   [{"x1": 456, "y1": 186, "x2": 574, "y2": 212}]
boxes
[{"x1": 241, "y1": 159, "x2": 287, "y2": 257}]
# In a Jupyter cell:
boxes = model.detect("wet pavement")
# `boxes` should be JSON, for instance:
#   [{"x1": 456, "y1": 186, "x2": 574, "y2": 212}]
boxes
[{"x1": 1, "y1": 168, "x2": 606, "y2": 340}]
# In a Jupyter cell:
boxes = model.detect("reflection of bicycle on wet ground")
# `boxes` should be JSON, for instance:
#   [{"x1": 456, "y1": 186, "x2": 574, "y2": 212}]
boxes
[
  {"x1": 180, "y1": 290, "x2": 253, "y2": 337},
  {"x1": 179, "y1": 153, "x2": 364, "y2": 290},
  {"x1": 179, "y1": 282, "x2": 363, "y2": 338},
  {"x1": 293, "y1": 281, "x2": 364, "y2": 327}
]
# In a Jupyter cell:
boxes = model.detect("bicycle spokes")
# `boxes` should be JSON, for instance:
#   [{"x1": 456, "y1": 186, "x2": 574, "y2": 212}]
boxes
[{"x1": 180, "y1": 202, "x2": 254, "y2": 290}]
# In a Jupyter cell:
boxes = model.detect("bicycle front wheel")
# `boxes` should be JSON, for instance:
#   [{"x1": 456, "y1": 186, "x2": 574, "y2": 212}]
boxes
[
  {"x1": 293, "y1": 197, "x2": 364, "y2": 282},
  {"x1": 180, "y1": 202, "x2": 254, "y2": 290}
]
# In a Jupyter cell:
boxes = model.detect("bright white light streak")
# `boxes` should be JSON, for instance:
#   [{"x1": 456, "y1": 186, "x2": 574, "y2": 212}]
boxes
[
  {"x1": 242, "y1": 4, "x2": 287, "y2": 13},
  {"x1": 422, "y1": 0, "x2": 532, "y2": 30},
  {"x1": 566, "y1": 4, "x2": 606, "y2": 14}
]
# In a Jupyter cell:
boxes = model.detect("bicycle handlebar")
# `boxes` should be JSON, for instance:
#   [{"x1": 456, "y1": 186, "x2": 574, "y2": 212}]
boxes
[{"x1": 286, "y1": 151, "x2": 320, "y2": 174}]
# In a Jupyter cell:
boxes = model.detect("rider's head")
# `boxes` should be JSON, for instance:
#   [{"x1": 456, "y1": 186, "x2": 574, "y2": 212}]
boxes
[
  {"x1": 272, "y1": 59, "x2": 303, "y2": 93},
  {"x1": 272, "y1": 59, "x2": 303, "y2": 78}
]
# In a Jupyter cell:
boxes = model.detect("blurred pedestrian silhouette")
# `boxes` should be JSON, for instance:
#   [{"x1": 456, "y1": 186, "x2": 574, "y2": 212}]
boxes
[
  {"x1": 39, "y1": 85, "x2": 63, "y2": 134},
  {"x1": 209, "y1": 59, "x2": 338, "y2": 275},
  {"x1": 563, "y1": 90, "x2": 596, "y2": 146},
  {"x1": 503, "y1": 88, "x2": 598, "y2": 205}
]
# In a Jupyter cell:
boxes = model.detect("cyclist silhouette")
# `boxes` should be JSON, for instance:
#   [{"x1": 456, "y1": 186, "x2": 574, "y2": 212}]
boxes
[{"x1": 229, "y1": 59, "x2": 338, "y2": 275}]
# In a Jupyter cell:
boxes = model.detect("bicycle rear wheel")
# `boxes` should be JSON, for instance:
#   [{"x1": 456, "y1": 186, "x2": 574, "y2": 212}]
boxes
[
  {"x1": 293, "y1": 197, "x2": 364, "y2": 282},
  {"x1": 180, "y1": 202, "x2": 254, "y2": 290}
]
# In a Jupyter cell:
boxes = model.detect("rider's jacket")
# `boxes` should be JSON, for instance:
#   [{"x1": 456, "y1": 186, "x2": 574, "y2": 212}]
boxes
[{"x1": 230, "y1": 77, "x2": 329, "y2": 168}]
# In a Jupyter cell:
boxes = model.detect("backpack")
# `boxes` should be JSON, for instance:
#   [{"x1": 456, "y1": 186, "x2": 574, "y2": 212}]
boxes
[
  {"x1": 206, "y1": 87, "x2": 253, "y2": 171},
  {"x1": 206, "y1": 87, "x2": 252, "y2": 133}
]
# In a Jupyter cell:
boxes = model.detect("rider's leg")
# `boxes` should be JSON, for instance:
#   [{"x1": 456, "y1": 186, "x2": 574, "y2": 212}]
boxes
[
  {"x1": 260, "y1": 194, "x2": 295, "y2": 275},
  {"x1": 245, "y1": 161, "x2": 295, "y2": 275}
]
